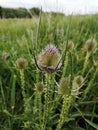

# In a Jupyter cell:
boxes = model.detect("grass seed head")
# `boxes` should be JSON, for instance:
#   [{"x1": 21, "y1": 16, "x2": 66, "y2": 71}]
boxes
[{"x1": 16, "y1": 57, "x2": 28, "y2": 69}]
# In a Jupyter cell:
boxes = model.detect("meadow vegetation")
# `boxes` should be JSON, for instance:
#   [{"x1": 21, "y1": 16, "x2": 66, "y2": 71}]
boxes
[{"x1": 0, "y1": 13, "x2": 98, "y2": 130}]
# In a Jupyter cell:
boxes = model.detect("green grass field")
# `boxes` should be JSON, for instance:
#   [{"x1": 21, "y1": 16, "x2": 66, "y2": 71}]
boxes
[{"x1": 0, "y1": 13, "x2": 98, "y2": 130}]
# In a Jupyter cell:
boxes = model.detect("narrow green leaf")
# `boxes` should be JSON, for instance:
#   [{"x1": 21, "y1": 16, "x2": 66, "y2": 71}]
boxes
[
  {"x1": 0, "y1": 77, "x2": 6, "y2": 108},
  {"x1": 85, "y1": 119, "x2": 98, "y2": 130},
  {"x1": 11, "y1": 74, "x2": 16, "y2": 109}
]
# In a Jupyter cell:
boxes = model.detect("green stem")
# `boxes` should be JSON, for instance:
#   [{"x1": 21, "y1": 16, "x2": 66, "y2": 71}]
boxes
[
  {"x1": 82, "y1": 52, "x2": 90, "y2": 76},
  {"x1": 20, "y1": 69, "x2": 26, "y2": 112},
  {"x1": 37, "y1": 92, "x2": 43, "y2": 130},
  {"x1": 56, "y1": 95, "x2": 72, "y2": 130},
  {"x1": 42, "y1": 73, "x2": 51, "y2": 130}
]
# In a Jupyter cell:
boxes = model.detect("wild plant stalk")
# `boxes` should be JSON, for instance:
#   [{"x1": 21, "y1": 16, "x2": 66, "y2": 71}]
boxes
[
  {"x1": 56, "y1": 51, "x2": 74, "y2": 130},
  {"x1": 36, "y1": 42, "x2": 62, "y2": 129},
  {"x1": 34, "y1": 82, "x2": 44, "y2": 129},
  {"x1": 16, "y1": 57, "x2": 28, "y2": 113},
  {"x1": 51, "y1": 73, "x2": 57, "y2": 110},
  {"x1": 19, "y1": 69, "x2": 27, "y2": 112},
  {"x1": 56, "y1": 95, "x2": 72, "y2": 130},
  {"x1": 42, "y1": 73, "x2": 52, "y2": 130},
  {"x1": 82, "y1": 51, "x2": 90, "y2": 76},
  {"x1": 35, "y1": 91, "x2": 43, "y2": 130},
  {"x1": 46, "y1": 73, "x2": 53, "y2": 103},
  {"x1": 38, "y1": 92, "x2": 43, "y2": 129}
]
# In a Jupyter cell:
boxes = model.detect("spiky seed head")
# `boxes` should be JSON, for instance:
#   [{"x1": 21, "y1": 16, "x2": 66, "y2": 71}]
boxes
[
  {"x1": 84, "y1": 39, "x2": 97, "y2": 52},
  {"x1": 2, "y1": 51, "x2": 9, "y2": 60},
  {"x1": 59, "y1": 77, "x2": 70, "y2": 95},
  {"x1": 66, "y1": 40, "x2": 74, "y2": 51},
  {"x1": 37, "y1": 44, "x2": 62, "y2": 73},
  {"x1": 24, "y1": 121, "x2": 31, "y2": 129},
  {"x1": 72, "y1": 75, "x2": 84, "y2": 97},
  {"x1": 35, "y1": 82, "x2": 44, "y2": 92},
  {"x1": 16, "y1": 57, "x2": 28, "y2": 69},
  {"x1": 74, "y1": 75, "x2": 84, "y2": 86}
]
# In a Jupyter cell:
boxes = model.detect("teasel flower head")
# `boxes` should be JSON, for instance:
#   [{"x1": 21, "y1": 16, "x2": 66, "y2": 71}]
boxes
[
  {"x1": 2, "y1": 51, "x2": 9, "y2": 60},
  {"x1": 1, "y1": 52, "x2": 9, "y2": 68},
  {"x1": 72, "y1": 75, "x2": 84, "y2": 97},
  {"x1": 74, "y1": 75, "x2": 84, "y2": 86},
  {"x1": 24, "y1": 121, "x2": 31, "y2": 129},
  {"x1": 35, "y1": 82, "x2": 44, "y2": 92},
  {"x1": 16, "y1": 57, "x2": 28, "y2": 69},
  {"x1": 37, "y1": 44, "x2": 62, "y2": 73},
  {"x1": 59, "y1": 77, "x2": 70, "y2": 95},
  {"x1": 84, "y1": 38, "x2": 97, "y2": 52},
  {"x1": 66, "y1": 40, "x2": 74, "y2": 51}
]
